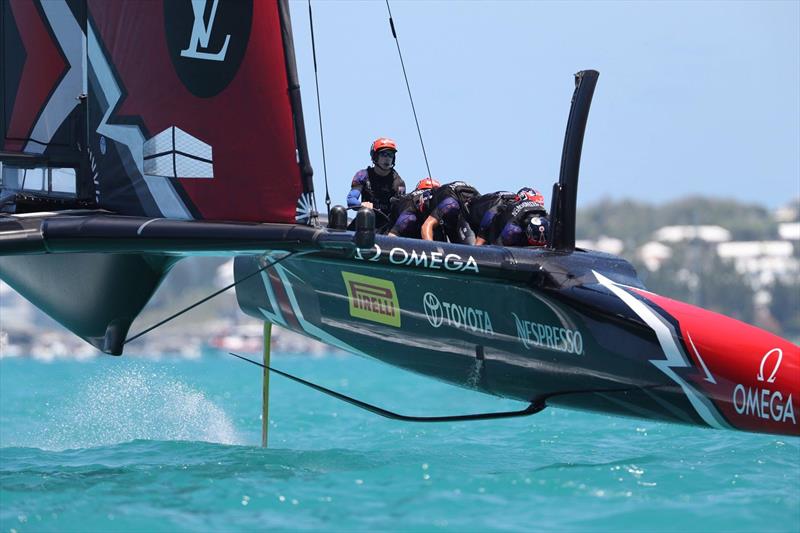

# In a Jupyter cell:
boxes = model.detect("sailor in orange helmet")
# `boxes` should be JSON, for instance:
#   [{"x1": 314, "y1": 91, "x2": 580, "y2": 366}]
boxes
[
  {"x1": 386, "y1": 178, "x2": 441, "y2": 238},
  {"x1": 347, "y1": 137, "x2": 406, "y2": 230}
]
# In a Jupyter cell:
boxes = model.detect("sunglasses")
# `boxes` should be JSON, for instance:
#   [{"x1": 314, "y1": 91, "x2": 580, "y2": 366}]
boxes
[{"x1": 376, "y1": 151, "x2": 395, "y2": 158}]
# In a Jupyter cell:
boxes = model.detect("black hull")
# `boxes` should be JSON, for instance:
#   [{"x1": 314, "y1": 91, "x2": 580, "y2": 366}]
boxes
[{"x1": 234, "y1": 235, "x2": 799, "y2": 436}]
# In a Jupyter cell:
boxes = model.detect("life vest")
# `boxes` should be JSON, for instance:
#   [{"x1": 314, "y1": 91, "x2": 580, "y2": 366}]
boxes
[
  {"x1": 466, "y1": 191, "x2": 516, "y2": 226},
  {"x1": 361, "y1": 168, "x2": 404, "y2": 214}
]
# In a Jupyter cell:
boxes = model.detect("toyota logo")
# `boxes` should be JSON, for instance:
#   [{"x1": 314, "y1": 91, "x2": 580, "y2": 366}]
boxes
[{"x1": 423, "y1": 292, "x2": 443, "y2": 327}]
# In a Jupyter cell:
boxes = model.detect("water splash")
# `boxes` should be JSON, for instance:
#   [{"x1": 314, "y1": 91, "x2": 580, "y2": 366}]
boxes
[
  {"x1": 465, "y1": 359, "x2": 483, "y2": 389},
  {"x1": 39, "y1": 365, "x2": 240, "y2": 450}
]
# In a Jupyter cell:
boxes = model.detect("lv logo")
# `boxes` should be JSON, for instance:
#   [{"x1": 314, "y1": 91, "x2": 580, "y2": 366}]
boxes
[{"x1": 181, "y1": 0, "x2": 230, "y2": 62}]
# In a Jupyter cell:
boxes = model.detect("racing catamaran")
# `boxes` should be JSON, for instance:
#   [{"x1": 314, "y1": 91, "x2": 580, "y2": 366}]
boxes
[{"x1": 1, "y1": 0, "x2": 797, "y2": 437}]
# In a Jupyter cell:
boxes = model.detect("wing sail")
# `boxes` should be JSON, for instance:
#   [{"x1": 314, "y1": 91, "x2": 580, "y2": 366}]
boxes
[{"x1": 2, "y1": 0, "x2": 314, "y2": 223}]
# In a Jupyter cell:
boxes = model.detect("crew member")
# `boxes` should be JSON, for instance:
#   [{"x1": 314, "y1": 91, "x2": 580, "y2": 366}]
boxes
[
  {"x1": 467, "y1": 191, "x2": 519, "y2": 246},
  {"x1": 420, "y1": 181, "x2": 480, "y2": 244},
  {"x1": 386, "y1": 178, "x2": 441, "y2": 239},
  {"x1": 494, "y1": 188, "x2": 550, "y2": 247},
  {"x1": 346, "y1": 137, "x2": 405, "y2": 230}
]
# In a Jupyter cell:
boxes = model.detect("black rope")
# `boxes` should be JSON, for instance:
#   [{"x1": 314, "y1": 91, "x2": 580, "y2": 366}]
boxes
[
  {"x1": 385, "y1": 0, "x2": 432, "y2": 180},
  {"x1": 308, "y1": 1, "x2": 331, "y2": 218},
  {"x1": 124, "y1": 252, "x2": 303, "y2": 345}
]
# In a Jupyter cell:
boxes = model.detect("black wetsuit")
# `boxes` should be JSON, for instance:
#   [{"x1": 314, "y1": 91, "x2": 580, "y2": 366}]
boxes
[{"x1": 347, "y1": 168, "x2": 406, "y2": 215}]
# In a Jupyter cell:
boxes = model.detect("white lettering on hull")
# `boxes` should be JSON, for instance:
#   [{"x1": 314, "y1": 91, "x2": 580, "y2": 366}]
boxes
[
  {"x1": 512, "y1": 313, "x2": 584, "y2": 355},
  {"x1": 732, "y1": 385, "x2": 796, "y2": 424},
  {"x1": 731, "y1": 348, "x2": 796, "y2": 425},
  {"x1": 423, "y1": 292, "x2": 493, "y2": 335},
  {"x1": 355, "y1": 245, "x2": 479, "y2": 273}
]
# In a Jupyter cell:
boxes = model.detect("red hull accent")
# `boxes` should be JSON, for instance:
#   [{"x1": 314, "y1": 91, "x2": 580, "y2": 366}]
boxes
[{"x1": 635, "y1": 289, "x2": 799, "y2": 436}]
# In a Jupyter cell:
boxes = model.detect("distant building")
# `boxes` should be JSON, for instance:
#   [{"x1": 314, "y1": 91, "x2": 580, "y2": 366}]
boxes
[
  {"x1": 575, "y1": 236, "x2": 624, "y2": 255},
  {"x1": 716, "y1": 241, "x2": 797, "y2": 288},
  {"x1": 638, "y1": 241, "x2": 673, "y2": 271},
  {"x1": 653, "y1": 225, "x2": 731, "y2": 243},
  {"x1": 778, "y1": 222, "x2": 800, "y2": 241}
]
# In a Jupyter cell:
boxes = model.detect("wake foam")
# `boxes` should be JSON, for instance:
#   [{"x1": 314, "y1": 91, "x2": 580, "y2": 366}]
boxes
[{"x1": 40, "y1": 366, "x2": 240, "y2": 450}]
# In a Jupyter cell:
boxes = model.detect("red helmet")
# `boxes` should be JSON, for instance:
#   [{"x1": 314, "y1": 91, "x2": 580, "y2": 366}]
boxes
[
  {"x1": 415, "y1": 177, "x2": 440, "y2": 190},
  {"x1": 370, "y1": 137, "x2": 398, "y2": 161},
  {"x1": 515, "y1": 187, "x2": 545, "y2": 208}
]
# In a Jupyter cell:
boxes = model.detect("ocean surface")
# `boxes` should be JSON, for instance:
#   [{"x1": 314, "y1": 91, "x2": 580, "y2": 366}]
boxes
[{"x1": 1, "y1": 352, "x2": 798, "y2": 532}]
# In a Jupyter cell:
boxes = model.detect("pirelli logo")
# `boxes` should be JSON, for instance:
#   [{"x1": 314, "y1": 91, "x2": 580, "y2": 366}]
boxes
[{"x1": 341, "y1": 272, "x2": 401, "y2": 327}]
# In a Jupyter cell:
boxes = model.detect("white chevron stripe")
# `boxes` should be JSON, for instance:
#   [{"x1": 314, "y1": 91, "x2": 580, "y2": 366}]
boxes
[
  {"x1": 593, "y1": 270, "x2": 730, "y2": 429},
  {"x1": 87, "y1": 23, "x2": 191, "y2": 219},
  {"x1": 25, "y1": 0, "x2": 84, "y2": 154}
]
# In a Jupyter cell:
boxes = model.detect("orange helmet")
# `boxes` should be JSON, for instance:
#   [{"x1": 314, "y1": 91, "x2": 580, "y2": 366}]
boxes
[
  {"x1": 370, "y1": 137, "x2": 398, "y2": 162},
  {"x1": 415, "y1": 177, "x2": 441, "y2": 190}
]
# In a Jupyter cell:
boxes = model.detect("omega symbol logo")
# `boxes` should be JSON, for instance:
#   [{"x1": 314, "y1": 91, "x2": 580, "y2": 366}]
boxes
[
  {"x1": 181, "y1": 0, "x2": 230, "y2": 62},
  {"x1": 757, "y1": 348, "x2": 783, "y2": 383},
  {"x1": 423, "y1": 292, "x2": 443, "y2": 328}
]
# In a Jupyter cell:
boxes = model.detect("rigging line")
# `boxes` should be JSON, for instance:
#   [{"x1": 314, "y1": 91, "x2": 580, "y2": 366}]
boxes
[
  {"x1": 229, "y1": 352, "x2": 547, "y2": 422},
  {"x1": 124, "y1": 251, "x2": 304, "y2": 345},
  {"x1": 385, "y1": 0, "x2": 432, "y2": 180},
  {"x1": 308, "y1": 0, "x2": 331, "y2": 218}
]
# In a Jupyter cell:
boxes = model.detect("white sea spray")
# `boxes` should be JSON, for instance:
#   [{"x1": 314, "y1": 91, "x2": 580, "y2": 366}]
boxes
[{"x1": 39, "y1": 365, "x2": 240, "y2": 450}]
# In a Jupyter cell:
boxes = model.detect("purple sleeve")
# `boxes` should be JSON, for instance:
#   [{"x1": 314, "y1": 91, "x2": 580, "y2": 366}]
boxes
[
  {"x1": 429, "y1": 197, "x2": 460, "y2": 225},
  {"x1": 478, "y1": 208, "x2": 500, "y2": 240},
  {"x1": 347, "y1": 169, "x2": 368, "y2": 208},
  {"x1": 390, "y1": 212, "x2": 419, "y2": 236},
  {"x1": 500, "y1": 222, "x2": 527, "y2": 247}
]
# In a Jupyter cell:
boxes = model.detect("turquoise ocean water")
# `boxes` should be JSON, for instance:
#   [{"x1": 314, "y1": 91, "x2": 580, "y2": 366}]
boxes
[{"x1": 1, "y1": 352, "x2": 798, "y2": 532}]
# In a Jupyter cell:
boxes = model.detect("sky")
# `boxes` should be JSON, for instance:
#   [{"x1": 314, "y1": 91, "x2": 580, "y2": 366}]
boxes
[{"x1": 287, "y1": 0, "x2": 799, "y2": 212}]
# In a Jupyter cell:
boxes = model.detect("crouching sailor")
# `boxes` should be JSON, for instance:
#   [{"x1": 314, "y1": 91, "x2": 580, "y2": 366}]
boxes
[
  {"x1": 420, "y1": 181, "x2": 481, "y2": 244},
  {"x1": 386, "y1": 178, "x2": 441, "y2": 239},
  {"x1": 466, "y1": 190, "x2": 520, "y2": 246},
  {"x1": 494, "y1": 188, "x2": 550, "y2": 247}
]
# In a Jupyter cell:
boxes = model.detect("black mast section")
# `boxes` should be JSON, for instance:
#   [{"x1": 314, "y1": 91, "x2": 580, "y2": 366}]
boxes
[
  {"x1": 278, "y1": 0, "x2": 316, "y2": 221},
  {"x1": 549, "y1": 70, "x2": 599, "y2": 252}
]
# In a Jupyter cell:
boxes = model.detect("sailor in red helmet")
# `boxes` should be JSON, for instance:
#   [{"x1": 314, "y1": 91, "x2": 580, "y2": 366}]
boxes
[
  {"x1": 347, "y1": 137, "x2": 406, "y2": 230},
  {"x1": 386, "y1": 178, "x2": 441, "y2": 239},
  {"x1": 490, "y1": 187, "x2": 550, "y2": 247}
]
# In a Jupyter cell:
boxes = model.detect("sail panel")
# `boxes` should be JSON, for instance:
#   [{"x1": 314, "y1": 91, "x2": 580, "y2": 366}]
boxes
[
  {"x1": 1, "y1": 0, "x2": 85, "y2": 160},
  {"x1": 2, "y1": 0, "x2": 313, "y2": 223},
  {"x1": 87, "y1": 0, "x2": 310, "y2": 223}
]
